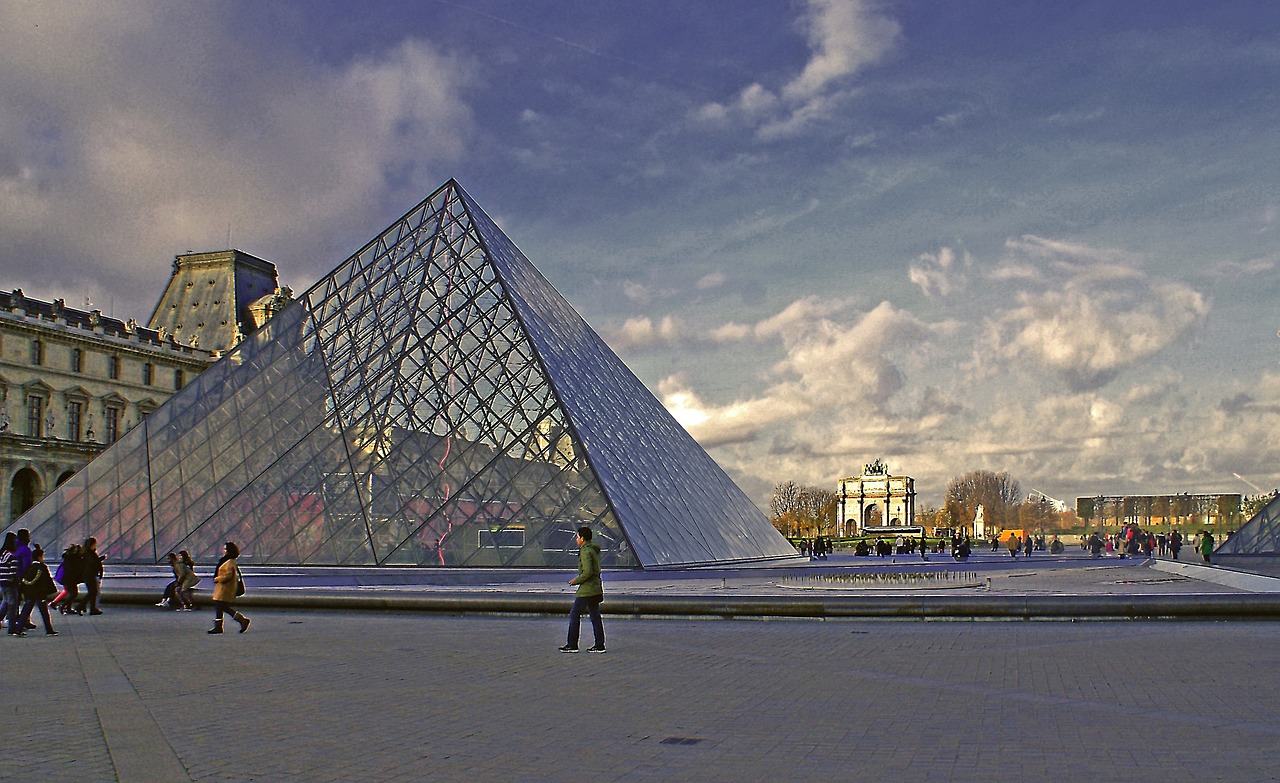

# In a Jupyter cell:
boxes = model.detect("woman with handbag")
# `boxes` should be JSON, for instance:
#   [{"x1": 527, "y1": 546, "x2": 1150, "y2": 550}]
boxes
[
  {"x1": 72, "y1": 537, "x2": 105, "y2": 616},
  {"x1": 208, "y1": 541, "x2": 250, "y2": 634},
  {"x1": 19, "y1": 546, "x2": 58, "y2": 636}
]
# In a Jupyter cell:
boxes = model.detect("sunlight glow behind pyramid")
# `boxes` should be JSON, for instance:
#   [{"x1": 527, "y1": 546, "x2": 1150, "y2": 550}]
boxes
[{"x1": 19, "y1": 180, "x2": 796, "y2": 569}]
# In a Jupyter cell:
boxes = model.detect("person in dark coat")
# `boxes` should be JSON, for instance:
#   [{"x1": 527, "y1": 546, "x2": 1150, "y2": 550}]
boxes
[
  {"x1": 50, "y1": 544, "x2": 82, "y2": 615},
  {"x1": 72, "y1": 537, "x2": 105, "y2": 615},
  {"x1": 19, "y1": 546, "x2": 58, "y2": 636}
]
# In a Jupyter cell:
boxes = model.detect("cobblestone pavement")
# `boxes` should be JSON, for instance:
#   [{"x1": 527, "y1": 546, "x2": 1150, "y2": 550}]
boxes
[{"x1": 5, "y1": 600, "x2": 1280, "y2": 783}]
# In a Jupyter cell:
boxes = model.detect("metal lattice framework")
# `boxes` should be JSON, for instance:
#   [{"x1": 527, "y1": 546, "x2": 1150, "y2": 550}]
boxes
[
  {"x1": 19, "y1": 180, "x2": 795, "y2": 569},
  {"x1": 1216, "y1": 494, "x2": 1280, "y2": 556}
]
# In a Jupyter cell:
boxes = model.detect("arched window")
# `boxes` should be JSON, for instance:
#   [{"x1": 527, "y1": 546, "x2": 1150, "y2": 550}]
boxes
[{"x1": 11, "y1": 467, "x2": 42, "y2": 520}]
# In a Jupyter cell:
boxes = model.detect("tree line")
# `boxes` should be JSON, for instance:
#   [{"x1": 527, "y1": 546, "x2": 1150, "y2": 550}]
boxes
[{"x1": 770, "y1": 469, "x2": 1081, "y2": 537}]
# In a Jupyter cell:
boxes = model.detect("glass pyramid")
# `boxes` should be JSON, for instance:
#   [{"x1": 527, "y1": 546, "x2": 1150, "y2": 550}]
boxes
[
  {"x1": 19, "y1": 180, "x2": 796, "y2": 569},
  {"x1": 1215, "y1": 494, "x2": 1280, "y2": 557}
]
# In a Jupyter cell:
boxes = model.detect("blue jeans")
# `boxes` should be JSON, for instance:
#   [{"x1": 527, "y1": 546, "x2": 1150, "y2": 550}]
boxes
[
  {"x1": 567, "y1": 595, "x2": 604, "y2": 648},
  {"x1": 1, "y1": 583, "x2": 20, "y2": 632}
]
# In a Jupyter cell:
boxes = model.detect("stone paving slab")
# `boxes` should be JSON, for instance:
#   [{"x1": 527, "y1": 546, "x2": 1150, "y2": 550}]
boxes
[{"x1": 4, "y1": 603, "x2": 1280, "y2": 782}]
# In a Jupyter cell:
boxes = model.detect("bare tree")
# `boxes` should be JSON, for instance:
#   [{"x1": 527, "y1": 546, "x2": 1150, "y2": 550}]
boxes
[
  {"x1": 771, "y1": 481, "x2": 837, "y2": 537},
  {"x1": 771, "y1": 480, "x2": 803, "y2": 522},
  {"x1": 799, "y1": 486, "x2": 837, "y2": 535},
  {"x1": 946, "y1": 470, "x2": 1022, "y2": 533}
]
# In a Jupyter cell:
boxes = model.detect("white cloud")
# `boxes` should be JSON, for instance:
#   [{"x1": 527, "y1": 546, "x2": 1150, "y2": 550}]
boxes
[
  {"x1": 665, "y1": 297, "x2": 934, "y2": 457},
  {"x1": 0, "y1": 5, "x2": 474, "y2": 313},
  {"x1": 614, "y1": 315, "x2": 680, "y2": 350},
  {"x1": 661, "y1": 375, "x2": 803, "y2": 448},
  {"x1": 909, "y1": 245, "x2": 971, "y2": 297},
  {"x1": 696, "y1": 0, "x2": 899, "y2": 139},
  {"x1": 710, "y1": 322, "x2": 753, "y2": 343},
  {"x1": 696, "y1": 271, "x2": 728, "y2": 290},
  {"x1": 782, "y1": 0, "x2": 900, "y2": 101},
  {"x1": 622, "y1": 281, "x2": 652, "y2": 303},
  {"x1": 982, "y1": 237, "x2": 1209, "y2": 391}
]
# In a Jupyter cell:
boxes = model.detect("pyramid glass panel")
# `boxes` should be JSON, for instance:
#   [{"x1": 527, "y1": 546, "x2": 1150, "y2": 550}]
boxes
[
  {"x1": 1216, "y1": 494, "x2": 1280, "y2": 555},
  {"x1": 18, "y1": 180, "x2": 795, "y2": 568}
]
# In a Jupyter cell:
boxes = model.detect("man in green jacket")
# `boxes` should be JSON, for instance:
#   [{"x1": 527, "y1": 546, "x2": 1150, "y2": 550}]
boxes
[{"x1": 560, "y1": 527, "x2": 605, "y2": 653}]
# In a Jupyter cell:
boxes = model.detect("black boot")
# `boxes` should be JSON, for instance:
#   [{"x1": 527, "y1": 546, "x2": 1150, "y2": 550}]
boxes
[{"x1": 207, "y1": 619, "x2": 224, "y2": 634}]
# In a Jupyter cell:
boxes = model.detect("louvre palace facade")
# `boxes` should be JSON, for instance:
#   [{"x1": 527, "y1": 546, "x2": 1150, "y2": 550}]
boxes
[{"x1": 0, "y1": 250, "x2": 291, "y2": 522}]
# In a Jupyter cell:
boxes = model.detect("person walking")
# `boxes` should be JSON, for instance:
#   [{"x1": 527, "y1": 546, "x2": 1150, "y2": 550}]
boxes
[
  {"x1": 559, "y1": 526, "x2": 604, "y2": 654},
  {"x1": 19, "y1": 546, "x2": 58, "y2": 636},
  {"x1": 208, "y1": 541, "x2": 250, "y2": 634},
  {"x1": 50, "y1": 544, "x2": 82, "y2": 615},
  {"x1": 73, "y1": 537, "x2": 105, "y2": 615},
  {"x1": 0, "y1": 532, "x2": 21, "y2": 635},
  {"x1": 1199, "y1": 531, "x2": 1215, "y2": 564}
]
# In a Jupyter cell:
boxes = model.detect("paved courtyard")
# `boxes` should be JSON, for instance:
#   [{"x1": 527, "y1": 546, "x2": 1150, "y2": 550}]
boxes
[{"x1": 5, "y1": 592, "x2": 1280, "y2": 783}]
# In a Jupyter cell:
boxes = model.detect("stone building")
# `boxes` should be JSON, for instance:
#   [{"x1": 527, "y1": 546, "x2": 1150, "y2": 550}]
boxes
[
  {"x1": 147, "y1": 250, "x2": 290, "y2": 350},
  {"x1": 0, "y1": 250, "x2": 288, "y2": 522},
  {"x1": 836, "y1": 458, "x2": 917, "y2": 537}
]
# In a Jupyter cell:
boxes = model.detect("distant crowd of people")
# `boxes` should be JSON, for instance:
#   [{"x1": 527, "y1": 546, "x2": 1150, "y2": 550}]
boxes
[
  {"x1": 1, "y1": 529, "x2": 251, "y2": 638},
  {"x1": 796, "y1": 525, "x2": 1223, "y2": 565},
  {"x1": 1080, "y1": 525, "x2": 1218, "y2": 563}
]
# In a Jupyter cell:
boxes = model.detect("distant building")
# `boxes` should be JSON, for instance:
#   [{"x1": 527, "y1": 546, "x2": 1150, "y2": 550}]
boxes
[
  {"x1": 836, "y1": 458, "x2": 916, "y2": 537},
  {"x1": 0, "y1": 250, "x2": 289, "y2": 522},
  {"x1": 1075, "y1": 493, "x2": 1243, "y2": 531}
]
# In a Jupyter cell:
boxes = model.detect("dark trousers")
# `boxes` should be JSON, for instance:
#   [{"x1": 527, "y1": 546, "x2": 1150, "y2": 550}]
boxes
[
  {"x1": 214, "y1": 601, "x2": 243, "y2": 621},
  {"x1": 20, "y1": 598, "x2": 54, "y2": 633},
  {"x1": 74, "y1": 578, "x2": 100, "y2": 612},
  {"x1": 1, "y1": 583, "x2": 19, "y2": 631},
  {"x1": 567, "y1": 594, "x2": 604, "y2": 648}
]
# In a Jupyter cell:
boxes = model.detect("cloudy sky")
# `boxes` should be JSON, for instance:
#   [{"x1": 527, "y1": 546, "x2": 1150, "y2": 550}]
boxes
[{"x1": 3, "y1": 1, "x2": 1279, "y2": 510}]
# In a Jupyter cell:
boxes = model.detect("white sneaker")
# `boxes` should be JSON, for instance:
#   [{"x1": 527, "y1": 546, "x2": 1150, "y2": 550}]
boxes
[{"x1": 155, "y1": 601, "x2": 167, "y2": 607}]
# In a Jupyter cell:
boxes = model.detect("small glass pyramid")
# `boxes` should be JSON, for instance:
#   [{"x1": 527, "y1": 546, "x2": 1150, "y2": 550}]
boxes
[
  {"x1": 1215, "y1": 494, "x2": 1280, "y2": 557},
  {"x1": 19, "y1": 180, "x2": 795, "y2": 569}
]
